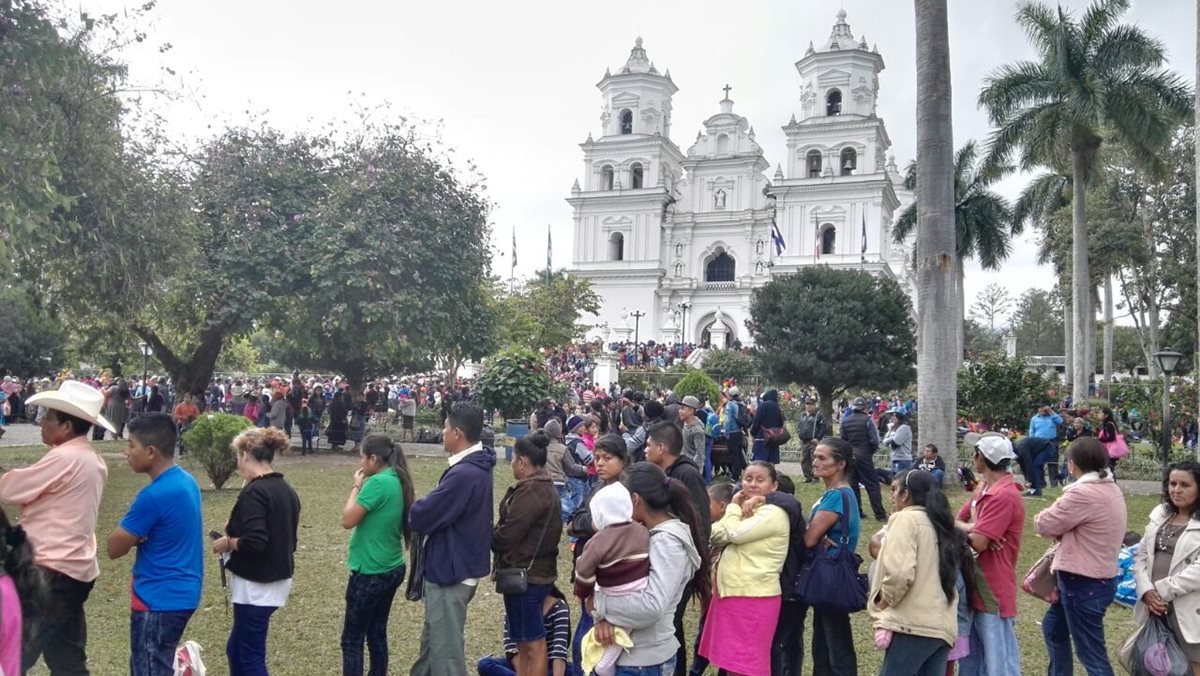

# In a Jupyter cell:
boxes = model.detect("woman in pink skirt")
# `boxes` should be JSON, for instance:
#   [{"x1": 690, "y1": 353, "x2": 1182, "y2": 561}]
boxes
[{"x1": 699, "y1": 461, "x2": 790, "y2": 675}]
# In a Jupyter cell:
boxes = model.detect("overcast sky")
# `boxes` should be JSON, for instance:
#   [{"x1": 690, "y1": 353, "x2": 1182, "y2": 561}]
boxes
[{"x1": 84, "y1": 0, "x2": 1195, "y2": 314}]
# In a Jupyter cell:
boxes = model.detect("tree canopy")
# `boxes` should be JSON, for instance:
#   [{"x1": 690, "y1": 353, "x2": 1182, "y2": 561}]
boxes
[
  {"x1": 747, "y1": 267, "x2": 916, "y2": 421},
  {"x1": 493, "y1": 270, "x2": 600, "y2": 351}
]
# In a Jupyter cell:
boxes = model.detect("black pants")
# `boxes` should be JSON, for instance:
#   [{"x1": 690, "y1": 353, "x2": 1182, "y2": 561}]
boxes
[
  {"x1": 23, "y1": 566, "x2": 95, "y2": 675},
  {"x1": 726, "y1": 432, "x2": 746, "y2": 480},
  {"x1": 800, "y1": 440, "x2": 816, "y2": 480},
  {"x1": 811, "y1": 607, "x2": 857, "y2": 676},
  {"x1": 771, "y1": 600, "x2": 807, "y2": 676},
  {"x1": 851, "y1": 452, "x2": 887, "y2": 520}
]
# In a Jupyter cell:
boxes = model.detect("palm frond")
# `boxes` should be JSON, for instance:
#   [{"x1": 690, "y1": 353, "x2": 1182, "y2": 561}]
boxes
[
  {"x1": 1080, "y1": 0, "x2": 1130, "y2": 50},
  {"x1": 1013, "y1": 171, "x2": 1071, "y2": 231},
  {"x1": 902, "y1": 160, "x2": 917, "y2": 191},
  {"x1": 981, "y1": 105, "x2": 1052, "y2": 172},
  {"x1": 892, "y1": 202, "x2": 916, "y2": 243},
  {"x1": 978, "y1": 61, "x2": 1059, "y2": 124},
  {"x1": 1092, "y1": 25, "x2": 1166, "y2": 73},
  {"x1": 1015, "y1": 1, "x2": 1063, "y2": 58}
]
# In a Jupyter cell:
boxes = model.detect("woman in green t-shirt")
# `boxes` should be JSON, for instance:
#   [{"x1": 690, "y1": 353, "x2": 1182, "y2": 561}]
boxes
[{"x1": 340, "y1": 433, "x2": 415, "y2": 676}]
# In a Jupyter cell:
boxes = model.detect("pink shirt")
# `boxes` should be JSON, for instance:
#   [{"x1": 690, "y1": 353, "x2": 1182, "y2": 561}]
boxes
[
  {"x1": 0, "y1": 436, "x2": 108, "y2": 581},
  {"x1": 1034, "y1": 473, "x2": 1127, "y2": 579}
]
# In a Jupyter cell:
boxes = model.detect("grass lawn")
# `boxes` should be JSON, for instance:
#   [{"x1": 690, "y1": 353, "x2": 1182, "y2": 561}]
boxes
[{"x1": 9, "y1": 441, "x2": 1156, "y2": 675}]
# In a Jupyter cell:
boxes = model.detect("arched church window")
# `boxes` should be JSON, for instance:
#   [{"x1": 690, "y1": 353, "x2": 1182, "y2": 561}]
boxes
[
  {"x1": 716, "y1": 134, "x2": 731, "y2": 155},
  {"x1": 609, "y1": 232, "x2": 625, "y2": 261},
  {"x1": 840, "y1": 148, "x2": 857, "y2": 176},
  {"x1": 631, "y1": 163, "x2": 644, "y2": 189},
  {"x1": 601, "y1": 165, "x2": 614, "y2": 191},
  {"x1": 821, "y1": 226, "x2": 836, "y2": 255},
  {"x1": 807, "y1": 150, "x2": 823, "y2": 177},
  {"x1": 705, "y1": 252, "x2": 735, "y2": 282},
  {"x1": 714, "y1": 189, "x2": 726, "y2": 209},
  {"x1": 826, "y1": 89, "x2": 842, "y2": 116},
  {"x1": 620, "y1": 110, "x2": 633, "y2": 134}
]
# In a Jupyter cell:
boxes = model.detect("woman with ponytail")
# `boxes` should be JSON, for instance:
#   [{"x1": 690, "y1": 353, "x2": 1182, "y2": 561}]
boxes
[
  {"x1": 869, "y1": 469, "x2": 961, "y2": 675},
  {"x1": 0, "y1": 509, "x2": 37, "y2": 676},
  {"x1": 341, "y1": 433, "x2": 415, "y2": 676},
  {"x1": 591, "y1": 462, "x2": 709, "y2": 675},
  {"x1": 216, "y1": 426, "x2": 302, "y2": 675}
]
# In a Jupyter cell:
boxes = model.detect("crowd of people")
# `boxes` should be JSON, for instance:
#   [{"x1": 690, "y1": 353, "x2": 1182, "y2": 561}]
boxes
[{"x1": 1, "y1": 371, "x2": 1199, "y2": 676}]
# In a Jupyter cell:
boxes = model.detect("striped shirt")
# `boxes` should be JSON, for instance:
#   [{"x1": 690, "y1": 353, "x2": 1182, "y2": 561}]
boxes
[{"x1": 503, "y1": 598, "x2": 571, "y2": 662}]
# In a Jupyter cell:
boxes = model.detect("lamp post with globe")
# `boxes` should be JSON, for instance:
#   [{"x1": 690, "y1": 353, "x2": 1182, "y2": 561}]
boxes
[{"x1": 1154, "y1": 348, "x2": 1183, "y2": 476}]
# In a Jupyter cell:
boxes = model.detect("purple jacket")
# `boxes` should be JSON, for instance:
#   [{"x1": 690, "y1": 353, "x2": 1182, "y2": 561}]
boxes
[{"x1": 410, "y1": 447, "x2": 496, "y2": 585}]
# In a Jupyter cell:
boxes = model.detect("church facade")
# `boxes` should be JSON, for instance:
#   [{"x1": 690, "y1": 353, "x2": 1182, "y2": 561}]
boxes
[{"x1": 567, "y1": 11, "x2": 915, "y2": 348}]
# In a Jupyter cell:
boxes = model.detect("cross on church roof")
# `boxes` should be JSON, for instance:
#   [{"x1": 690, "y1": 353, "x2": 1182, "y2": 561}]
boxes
[{"x1": 722, "y1": 84, "x2": 732, "y2": 100}]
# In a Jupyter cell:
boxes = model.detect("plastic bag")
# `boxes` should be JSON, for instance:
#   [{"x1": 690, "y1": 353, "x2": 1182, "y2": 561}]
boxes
[
  {"x1": 1115, "y1": 543, "x2": 1140, "y2": 608},
  {"x1": 1119, "y1": 615, "x2": 1189, "y2": 676}
]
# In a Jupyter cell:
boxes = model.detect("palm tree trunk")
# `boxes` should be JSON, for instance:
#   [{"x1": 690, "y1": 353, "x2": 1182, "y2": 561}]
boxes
[
  {"x1": 914, "y1": 0, "x2": 958, "y2": 488},
  {"x1": 1064, "y1": 295, "x2": 1074, "y2": 388},
  {"x1": 1071, "y1": 150, "x2": 1090, "y2": 403},
  {"x1": 957, "y1": 260, "x2": 965, "y2": 365},
  {"x1": 1195, "y1": 0, "x2": 1199, "y2": 428},
  {"x1": 1104, "y1": 275, "x2": 1114, "y2": 395}
]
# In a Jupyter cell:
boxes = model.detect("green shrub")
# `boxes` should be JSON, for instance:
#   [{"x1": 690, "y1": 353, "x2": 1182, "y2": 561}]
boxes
[
  {"x1": 183, "y1": 413, "x2": 253, "y2": 489},
  {"x1": 474, "y1": 347, "x2": 554, "y2": 421},
  {"x1": 673, "y1": 370, "x2": 720, "y2": 408}
]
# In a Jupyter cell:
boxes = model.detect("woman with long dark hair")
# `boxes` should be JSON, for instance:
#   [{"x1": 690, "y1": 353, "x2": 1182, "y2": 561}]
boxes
[
  {"x1": 1097, "y1": 408, "x2": 1121, "y2": 472},
  {"x1": 340, "y1": 433, "x2": 415, "y2": 676},
  {"x1": 1132, "y1": 460, "x2": 1200, "y2": 674},
  {"x1": 869, "y1": 470, "x2": 961, "y2": 675},
  {"x1": 0, "y1": 508, "x2": 39, "y2": 675},
  {"x1": 805, "y1": 437, "x2": 860, "y2": 676},
  {"x1": 591, "y1": 462, "x2": 710, "y2": 674}
]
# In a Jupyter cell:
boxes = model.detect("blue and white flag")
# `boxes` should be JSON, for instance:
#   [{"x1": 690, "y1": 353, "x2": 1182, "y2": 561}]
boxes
[
  {"x1": 770, "y1": 217, "x2": 786, "y2": 256},
  {"x1": 861, "y1": 213, "x2": 868, "y2": 254}
]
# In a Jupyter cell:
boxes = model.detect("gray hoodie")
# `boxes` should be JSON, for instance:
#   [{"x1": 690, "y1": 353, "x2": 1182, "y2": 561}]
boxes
[{"x1": 595, "y1": 518, "x2": 701, "y2": 667}]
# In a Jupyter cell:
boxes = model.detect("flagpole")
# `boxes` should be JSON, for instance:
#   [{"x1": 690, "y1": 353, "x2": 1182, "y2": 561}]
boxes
[
  {"x1": 510, "y1": 226, "x2": 517, "y2": 294},
  {"x1": 546, "y1": 224, "x2": 552, "y2": 283}
]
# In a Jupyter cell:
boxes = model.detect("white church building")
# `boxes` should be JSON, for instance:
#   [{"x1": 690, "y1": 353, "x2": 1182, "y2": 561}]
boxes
[{"x1": 567, "y1": 11, "x2": 915, "y2": 348}]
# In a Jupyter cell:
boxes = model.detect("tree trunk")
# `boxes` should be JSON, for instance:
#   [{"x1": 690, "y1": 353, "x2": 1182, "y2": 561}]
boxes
[
  {"x1": 1064, "y1": 294, "x2": 1073, "y2": 393},
  {"x1": 1071, "y1": 150, "x2": 1090, "y2": 403},
  {"x1": 913, "y1": 0, "x2": 959, "y2": 488},
  {"x1": 817, "y1": 384, "x2": 836, "y2": 441},
  {"x1": 956, "y1": 261, "x2": 965, "y2": 366},
  {"x1": 1103, "y1": 275, "x2": 1114, "y2": 394},
  {"x1": 1196, "y1": 0, "x2": 1199, "y2": 425}
]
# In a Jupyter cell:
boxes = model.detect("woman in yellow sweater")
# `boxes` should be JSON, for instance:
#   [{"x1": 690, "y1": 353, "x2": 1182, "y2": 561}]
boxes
[
  {"x1": 869, "y1": 469, "x2": 963, "y2": 676},
  {"x1": 698, "y1": 460, "x2": 789, "y2": 675}
]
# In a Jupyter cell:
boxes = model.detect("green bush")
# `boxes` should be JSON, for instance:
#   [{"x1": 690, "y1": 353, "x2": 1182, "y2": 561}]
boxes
[
  {"x1": 958, "y1": 352, "x2": 1058, "y2": 431},
  {"x1": 701, "y1": 349, "x2": 759, "y2": 383},
  {"x1": 183, "y1": 413, "x2": 253, "y2": 489},
  {"x1": 673, "y1": 370, "x2": 720, "y2": 408},
  {"x1": 474, "y1": 347, "x2": 554, "y2": 421}
]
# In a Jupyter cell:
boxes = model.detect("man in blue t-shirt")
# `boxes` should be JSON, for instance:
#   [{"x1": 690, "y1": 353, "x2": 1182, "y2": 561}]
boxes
[{"x1": 107, "y1": 413, "x2": 204, "y2": 676}]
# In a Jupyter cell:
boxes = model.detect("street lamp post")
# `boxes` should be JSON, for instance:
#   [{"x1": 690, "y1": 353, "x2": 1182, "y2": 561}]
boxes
[
  {"x1": 678, "y1": 303, "x2": 691, "y2": 344},
  {"x1": 1154, "y1": 348, "x2": 1183, "y2": 477},
  {"x1": 631, "y1": 310, "x2": 645, "y2": 348}
]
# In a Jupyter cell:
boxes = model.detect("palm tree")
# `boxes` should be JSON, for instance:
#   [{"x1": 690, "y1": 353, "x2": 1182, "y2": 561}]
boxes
[
  {"x1": 914, "y1": 0, "x2": 958, "y2": 486},
  {"x1": 979, "y1": 0, "x2": 1191, "y2": 403},
  {"x1": 893, "y1": 140, "x2": 1016, "y2": 362}
]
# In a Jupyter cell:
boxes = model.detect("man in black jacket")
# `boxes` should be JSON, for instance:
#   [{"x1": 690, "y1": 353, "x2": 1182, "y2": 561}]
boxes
[
  {"x1": 768, "y1": 476, "x2": 806, "y2": 676},
  {"x1": 645, "y1": 422, "x2": 709, "y2": 676},
  {"x1": 840, "y1": 397, "x2": 887, "y2": 521},
  {"x1": 795, "y1": 398, "x2": 828, "y2": 483}
]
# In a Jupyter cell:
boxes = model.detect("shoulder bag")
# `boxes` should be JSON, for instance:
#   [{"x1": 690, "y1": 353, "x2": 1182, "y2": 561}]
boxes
[
  {"x1": 765, "y1": 426, "x2": 791, "y2": 446},
  {"x1": 495, "y1": 493, "x2": 555, "y2": 595},
  {"x1": 793, "y1": 487, "x2": 868, "y2": 613},
  {"x1": 1022, "y1": 542, "x2": 1060, "y2": 603},
  {"x1": 404, "y1": 535, "x2": 427, "y2": 602}
]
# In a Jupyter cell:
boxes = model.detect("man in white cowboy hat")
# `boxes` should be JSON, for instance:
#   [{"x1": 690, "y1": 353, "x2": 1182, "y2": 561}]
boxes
[{"x1": 0, "y1": 380, "x2": 111, "y2": 674}]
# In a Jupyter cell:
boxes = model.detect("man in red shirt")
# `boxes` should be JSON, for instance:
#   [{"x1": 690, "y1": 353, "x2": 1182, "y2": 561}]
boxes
[{"x1": 955, "y1": 432, "x2": 1025, "y2": 675}]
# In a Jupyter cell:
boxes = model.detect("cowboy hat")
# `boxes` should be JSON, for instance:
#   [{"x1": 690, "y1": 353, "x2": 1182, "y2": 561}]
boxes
[{"x1": 25, "y1": 380, "x2": 116, "y2": 434}]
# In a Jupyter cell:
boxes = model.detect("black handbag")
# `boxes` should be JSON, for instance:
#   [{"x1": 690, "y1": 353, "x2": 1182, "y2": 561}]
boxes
[
  {"x1": 793, "y1": 487, "x2": 868, "y2": 613},
  {"x1": 494, "y1": 504, "x2": 554, "y2": 595},
  {"x1": 405, "y1": 535, "x2": 427, "y2": 602}
]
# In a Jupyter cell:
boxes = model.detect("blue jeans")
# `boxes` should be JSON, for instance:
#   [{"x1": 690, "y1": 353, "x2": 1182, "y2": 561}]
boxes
[
  {"x1": 1042, "y1": 572, "x2": 1117, "y2": 676},
  {"x1": 573, "y1": 603, "x2": 594, "y2": 675},
  {"x1": 958, "y1": 611, "x2": 1020, "y2": 676},
  {"x1": 227, "y1": 603, "x2": 277, "y2": 676},
  {"x1": 557, "y1": 483, "x2": 574, "y2": 522},
  {"x1": 130, "y1": 610, "x2": 194, "y2": 676},
  {"x1": 342, "y1": 564, "x2": 405, "y2": 676},
  {"x1": 703, "y1": 437, "x2": 714, "y2": 483},
  {"x1": 503, "y1": 583, "x2": 552, "y2": 642},
  {"x1": 614, "y1": 656, "x2": 676, "y2": 676},
  {"x1": 931, "y1": 468, "x2": 945, "y2": 487},
  {"x1": 892, "y1": 459, "x2": 913, "y2": 473}
]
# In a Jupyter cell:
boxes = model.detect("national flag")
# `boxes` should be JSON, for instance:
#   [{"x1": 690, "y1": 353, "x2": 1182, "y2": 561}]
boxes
[
  {"x1": 770, "y1": 217, "x2": 786, "y2": 256},
  {"x1": 511, "y1": 228, "x2": 517, "y2": 268},
  {"x1": 814, "y1": 224, "x2": 821, "y2": 259},
  {"x1": 861, "y1": 213, "x2": 868, "y2": 254}
]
